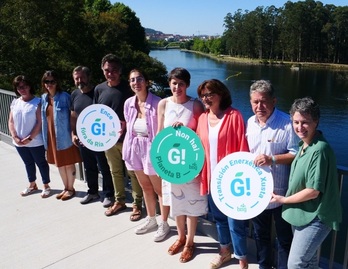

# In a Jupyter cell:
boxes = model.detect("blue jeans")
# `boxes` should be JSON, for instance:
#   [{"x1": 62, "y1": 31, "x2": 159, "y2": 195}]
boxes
[
  {"x1": 252, "y1": 206, "x2": 292, "y2": 269},
  {"x1": 79, "y1": 145, "x2": 114, "y2": 197},
  {"x1": 208, "y1": 194, "x2": 248, "y2": 260},
  {"x1": 288, "y1": 217, "x2": 331, "y2": 269},
  {"x1": 16, "y1": 145, "x2": 50, "y2": 184}
]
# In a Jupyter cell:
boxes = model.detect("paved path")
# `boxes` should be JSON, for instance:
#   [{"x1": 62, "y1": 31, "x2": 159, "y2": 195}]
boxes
[{"x1": 0, "y1": 141, "x2": 258, "y2": 269}]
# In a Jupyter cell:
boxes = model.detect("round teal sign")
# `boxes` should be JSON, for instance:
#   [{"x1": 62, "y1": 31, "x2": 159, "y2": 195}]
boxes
[{"x1": 150, "y1": 126, "x2": 205, "y2": 184}]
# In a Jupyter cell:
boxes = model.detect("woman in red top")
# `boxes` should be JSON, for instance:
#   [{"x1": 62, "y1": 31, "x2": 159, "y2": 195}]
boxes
[{"x1": 196, "y1": 79, "x2": 249, "y2": 269}]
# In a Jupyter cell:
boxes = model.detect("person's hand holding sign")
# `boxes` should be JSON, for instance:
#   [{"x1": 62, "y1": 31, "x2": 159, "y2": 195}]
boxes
[
  {"x1": 270, "y1": 193, "x2": 286, "y2": 204},
  {"x1": 171, "y1": 121, "x2": 184, "y2": 128},
  {"x1": 254, "y1": 154, "x2": 273, "y2": 167}
]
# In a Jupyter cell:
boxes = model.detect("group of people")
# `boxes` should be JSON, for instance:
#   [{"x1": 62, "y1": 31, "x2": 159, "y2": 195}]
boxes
[{"x1": 9, "y1": 53, "x2": 342, "y2": 269}]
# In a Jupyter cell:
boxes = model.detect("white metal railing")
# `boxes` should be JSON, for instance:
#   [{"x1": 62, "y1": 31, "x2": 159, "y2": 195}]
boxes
[{"x1": 0, "y1": 89, "x2": 16, "y2": 143}]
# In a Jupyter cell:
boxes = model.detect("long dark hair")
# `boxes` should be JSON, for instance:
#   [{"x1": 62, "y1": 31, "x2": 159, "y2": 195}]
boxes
[{"x1": 41, "y1": 70, "x2": 62, "y2": 93}]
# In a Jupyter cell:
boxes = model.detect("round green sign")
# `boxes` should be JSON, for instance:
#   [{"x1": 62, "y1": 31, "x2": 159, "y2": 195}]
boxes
[{"x1": 150, "y1": 126, "x2": 205, "y2": 184}]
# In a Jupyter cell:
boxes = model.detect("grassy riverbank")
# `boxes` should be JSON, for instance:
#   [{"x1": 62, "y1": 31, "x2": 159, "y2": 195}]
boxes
[{"x1": 182, "y1": 49, "x2": 348, "y2": 71}]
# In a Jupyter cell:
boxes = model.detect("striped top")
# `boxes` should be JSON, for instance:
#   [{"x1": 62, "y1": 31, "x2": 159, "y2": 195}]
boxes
[{"x1": 246, "y1": 108, "x2": 299, "y2": 209}]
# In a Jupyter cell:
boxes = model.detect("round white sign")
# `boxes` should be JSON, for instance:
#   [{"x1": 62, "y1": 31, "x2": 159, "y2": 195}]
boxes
[
  {"x1": 211, "y1": 151, "x2": 273, "y2": 220},
  {"x1": 76, "y1": 104, "x2": 121, "y2": 151}
]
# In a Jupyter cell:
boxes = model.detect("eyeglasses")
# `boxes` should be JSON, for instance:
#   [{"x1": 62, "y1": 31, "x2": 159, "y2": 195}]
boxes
[
  {"x1": 44, "y1": 80, "x2": 56, "y2": 85},
  {"x1": 200, "y1": 92, "x2": 215, "y2": 99},
  {"x1": 17, "y1": 85, "x2": 28, "y2": 90},
  {"x1": 129, "y1": 76, "x2": 145, "y2": 83}
]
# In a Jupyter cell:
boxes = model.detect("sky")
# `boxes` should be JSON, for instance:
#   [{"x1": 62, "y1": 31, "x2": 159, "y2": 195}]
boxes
[{"x1": 111, "y1": 0, "x2": 347, "y2": 36}]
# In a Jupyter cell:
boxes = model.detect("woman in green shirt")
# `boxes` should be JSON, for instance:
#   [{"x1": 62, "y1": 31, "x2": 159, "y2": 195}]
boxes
[{"x1": 271, "y1": 97, "x2": 342, "y2": 269}]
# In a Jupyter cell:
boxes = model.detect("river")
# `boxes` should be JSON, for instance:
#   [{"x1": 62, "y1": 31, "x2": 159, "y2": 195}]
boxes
[{"x1": 150, "y1": 49, "x2": 348, "y2": 167}]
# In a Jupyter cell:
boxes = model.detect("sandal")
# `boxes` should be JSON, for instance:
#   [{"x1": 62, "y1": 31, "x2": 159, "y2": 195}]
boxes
[
  {"x1": 61, "y1": 189, "x2": 75, "y2": 201},
  {"x1": 20, "y1": 184, "x2": 38, "y2": 196},
  {"x1": 41, "y1": 187, "x2": 51, "y2": 198},
  {"x1": 179, "y1": 244, "x2": 195, "y2": 263},
  {"x1": 210, "y1": 250, "x2": 232, "y2": 269},
  {"x1": 105, "y1": 202, "x2": 127, "y2": 217},
  {"x1": 168, "y1": 237, "x2": 186, "y2": 255},
  {"x1": 56, "y1": 189, "x2": 67, "y2": 200},
  {"x1": 130, "y1": 205, "x2": 142, "y2": 222}
]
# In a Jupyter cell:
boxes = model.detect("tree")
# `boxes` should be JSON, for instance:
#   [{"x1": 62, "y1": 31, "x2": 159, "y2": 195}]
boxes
[
  {"x1": 0, "y1": 0, "x2": 167, "y2": 91},
  {"x1": 216, "y1": 0, "x2": 348, "y2": 63},
  {"x1": 332, "y1": 6, "x2": 348, "y2": 63},
  {"x1": 0, "y1": 0, "x2": 91, "y2": 89},
  {"x1": 112, "y1": 3, "x2": 150, "y2": 54},
  {"x1": 84, "y1": 0, "x2": 112, "y2": 14}
]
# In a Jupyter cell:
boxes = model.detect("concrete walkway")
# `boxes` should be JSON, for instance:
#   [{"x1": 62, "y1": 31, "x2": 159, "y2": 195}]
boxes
[{"x1": 0, "y1": 141, "x2": 258, "y2": 269}]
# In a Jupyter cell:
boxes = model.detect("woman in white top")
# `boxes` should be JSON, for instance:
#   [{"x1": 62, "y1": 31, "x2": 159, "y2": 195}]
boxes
[
  {"x1": 157, "y1": 67, "x2": 207, "y2": 263},
  {"x1": 8, "y1": 75, "x2": 51, "y2": 198}
]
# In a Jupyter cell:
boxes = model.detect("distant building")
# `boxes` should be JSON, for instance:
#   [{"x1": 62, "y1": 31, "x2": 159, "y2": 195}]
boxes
[{"x1": 145, "y1": 28, "x2": 219, "y2": 41}]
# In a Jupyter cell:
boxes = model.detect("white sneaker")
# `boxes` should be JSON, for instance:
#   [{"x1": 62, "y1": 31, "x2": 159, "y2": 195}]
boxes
[
  {"x1": 135, "y1": 216, "x2": 158, "y2": 234},
  {"x1": 153, "y1": 221, "x2": 170, "y2": 242}
]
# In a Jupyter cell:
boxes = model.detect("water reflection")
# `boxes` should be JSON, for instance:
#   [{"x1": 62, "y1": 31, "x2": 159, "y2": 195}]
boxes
[{"x1": 150, "y1": 50, "x2": 348, "y2": 166}]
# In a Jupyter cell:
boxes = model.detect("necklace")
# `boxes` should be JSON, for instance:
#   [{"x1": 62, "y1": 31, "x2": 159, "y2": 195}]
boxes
[{"x1": 136, "y1": 102, "x2": 146, "y2": 118}]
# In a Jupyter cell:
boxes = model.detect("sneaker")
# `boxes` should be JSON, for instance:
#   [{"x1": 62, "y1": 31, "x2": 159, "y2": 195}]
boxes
[
  {"x1": 154, "y1": 221, "x2": 170, "y2": 242},
  {"x1": 102, "y1": 197, "x2": 113, "y2": 208},
  {"x1": 135, "y1": 216, "x2": 158, "y2": 234},
  {"x1": 210, "y1": 250, "x2": 232, "y2": 269},
  {"x1": 80, "y1": 193, "x2": 100, "y2": 205}
]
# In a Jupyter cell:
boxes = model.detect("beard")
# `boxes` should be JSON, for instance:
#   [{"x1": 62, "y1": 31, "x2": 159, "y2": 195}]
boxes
[{"x1": 78, "y1": 82, "x2": 87, "y2": 90}]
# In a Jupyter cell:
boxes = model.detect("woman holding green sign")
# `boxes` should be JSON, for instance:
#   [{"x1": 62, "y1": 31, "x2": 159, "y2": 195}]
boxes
[
  {"x1": 157, "y1": 67, "x2": 207, "y2": 263},
  {"x1": 196, "y1": 79, "x2": 249, "y2": 269}
]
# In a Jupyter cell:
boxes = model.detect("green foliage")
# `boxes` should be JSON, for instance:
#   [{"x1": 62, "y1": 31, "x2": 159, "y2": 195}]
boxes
[
  {"x1": 148, "y1": 40, "x2": 169, "y2": 49},
  {"x1": 84, "y1": 0, "x2": 112, "y2": 14},
  {"x1": 112, "y1": 3, "x2": 150, "y2": 54},
  {"x1": 182, "y1": 40, "x2": 194, "y2": 50},
  {"x1": 189, "y1": 0, "x2": 348, "y2": 64},
  {"x1": 190, "y1": 37, "x2": 222, "y2": 55},
  {"x1": 221, "y1": 0, "x2": 348, "y2": 63},
  {"x1": 0, "y1": 0, "x2": 167, "y2": 92}
]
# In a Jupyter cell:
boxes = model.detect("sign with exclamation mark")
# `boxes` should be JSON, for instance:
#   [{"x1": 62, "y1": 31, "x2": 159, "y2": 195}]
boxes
[
  {"x1": 211, "y1": 151, "x2": 274, "y2": 220},
  {"x1": 76, "y1": 104, "x2": 121, "y2": 151},
  {"x1": 150, "y1": 126, "x2": 205, "y2": 184}
]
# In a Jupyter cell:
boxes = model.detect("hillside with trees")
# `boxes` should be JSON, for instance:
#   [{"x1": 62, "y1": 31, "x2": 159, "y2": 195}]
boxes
[
  {"x1": 0, "y1": 0, "x2": 167, "y2": 91},
  {"x1": 190, "y1": 0, "x2": 348, "y2": 64}
]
